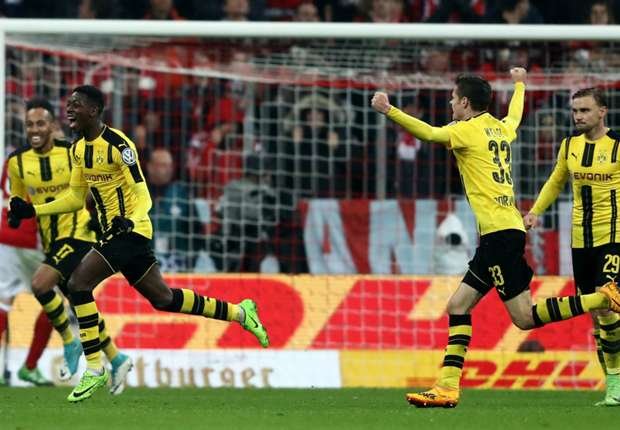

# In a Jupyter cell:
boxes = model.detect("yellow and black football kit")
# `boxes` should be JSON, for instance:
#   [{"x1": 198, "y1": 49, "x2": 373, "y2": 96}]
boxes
[
  {"x1": 531, "y1": 129, "x2": 620, "y2": 374},
  {"x1": 34, "y1": 126, "x2": 156, "y2": 284},
  {"x1": 532, "y1": 130, "x2": 620, "y2": 294},
  {"x1": 7, "y1": 139, "x2": 96, "y2": 285},
  {"x1": 387, "y1": 82, "x2": 532, "y2": 300}
]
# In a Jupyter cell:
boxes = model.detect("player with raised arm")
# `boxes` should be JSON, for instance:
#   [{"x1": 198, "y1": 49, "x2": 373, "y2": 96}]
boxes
[
  {"x1": 7, "y1": 98, "x2": 132, "y2": 393},
  {"x1": 371, "y1": 68, "x2": 620, "y2": 408},
  {"x1": 524, "y1": 88, "x2": 620, "y2": 406},
  {"x1": 9, "y1": 86, "x2": 269, "y2": 402}
]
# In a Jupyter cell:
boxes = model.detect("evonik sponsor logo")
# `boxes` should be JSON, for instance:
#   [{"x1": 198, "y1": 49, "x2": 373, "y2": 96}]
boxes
[
  {"x1": 85, "y1": 173, "x2": 114, "y2": 182},
  {"x1": 572, "y1": 171, "x2": 613, "y2": 182}
]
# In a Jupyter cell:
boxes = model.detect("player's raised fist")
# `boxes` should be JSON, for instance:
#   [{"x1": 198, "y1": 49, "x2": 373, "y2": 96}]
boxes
[
  {"x1": 371, "y1": 92, "x2": 392, "y2": 114},
  {"x1": 510, "y1": 67, "x2": 527, "y2": 83}
]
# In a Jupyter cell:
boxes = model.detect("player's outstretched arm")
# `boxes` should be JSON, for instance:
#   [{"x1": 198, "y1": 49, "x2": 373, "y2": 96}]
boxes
[
  {"x1": 502, "y1": 67, "x2": 527, "y2": 131},
  {"x1": 371, "y1": 92, "x2": 451, "y2": 144},
  {"x1": 34, "y1": 185, "x2": 87, "y2": 216},
  {"x1": 34, "y1": 164, "x2": 88, "y2": 216}
]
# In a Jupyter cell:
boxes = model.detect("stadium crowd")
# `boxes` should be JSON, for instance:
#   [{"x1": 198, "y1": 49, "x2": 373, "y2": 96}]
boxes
[{"x1": 0, "y1": 0, "x2": 618, "y2": 25}]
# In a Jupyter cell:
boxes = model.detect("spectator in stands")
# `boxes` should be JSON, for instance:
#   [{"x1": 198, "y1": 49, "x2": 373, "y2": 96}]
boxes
[
  {"x1": 421, "y1": 0, "x2": 486, "y2": 23},
  {"x1": 143, "y1": 0, "x2": 185, "y2": 20},
  {"x1": 77, "y1": 0, "x2": 119, "y2": 18},
  {"x1": 315, "y1": 0, "x2": 361, "y2": 21},
  {"x1": 187, "y1": 78, "x2": 246, "y2": 198},
  {"x1": 207, "y1": 153, "x2": 280, "y2": 272},
  {"x1": 295, "y1": 1, "x2": 320, "y2": 21},
  {"x1": 569, "y1": 1, "x2": 618, "y2": 72},
  {"x1": 360, "y1": 0, "x2": 406, "y2": 22},
  {"x1": 484, "y1": 0, "x2": 543, "y2": 24},
  {"x1": 589, "y1": 1, "x2": 614, "y2": 24},
  {"x1": 223, "y1": 0, "x2": 250, "y2": 20},
  {"x1": 283, "y1": 94, "x2": 347, "y2": 198},
  {"x1": 147, "y1": 147, "x2": 204, "y2": 272}
]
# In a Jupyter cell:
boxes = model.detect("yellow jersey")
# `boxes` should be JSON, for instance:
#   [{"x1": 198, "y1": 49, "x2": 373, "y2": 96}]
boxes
[
  {"x1": 443, "y1": 112, "x2": 525, "y2": 235},
  {"x1": 531, "y1": 130, "x2": 620, "y2": 248},
  {"x1": 7, "y1": 139, "x2": 95, "y2": 251},
  {"x1": 71, "y1": 126, "x2": 153, "y2": 239}
]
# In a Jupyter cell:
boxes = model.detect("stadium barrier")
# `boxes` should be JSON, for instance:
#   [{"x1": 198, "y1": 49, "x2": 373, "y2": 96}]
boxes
[{"x1": 5, "y1": 274, "x2": 602, "y2": 390}]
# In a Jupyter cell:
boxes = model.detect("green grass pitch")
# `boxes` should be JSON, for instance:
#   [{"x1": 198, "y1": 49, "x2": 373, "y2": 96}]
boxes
[{"x1": 1, "y1": 387, "x2": 615, "y2": 430}]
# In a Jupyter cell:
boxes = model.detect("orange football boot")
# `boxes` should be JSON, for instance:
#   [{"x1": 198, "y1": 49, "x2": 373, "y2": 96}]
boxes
[{"x1": 406, "y1": 385, "x2": 460, "y2": 408}]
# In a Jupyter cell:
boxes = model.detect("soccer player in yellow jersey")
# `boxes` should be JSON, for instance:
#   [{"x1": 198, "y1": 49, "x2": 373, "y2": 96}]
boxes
[
  {"x1": 7, "y1": 98, "x2": 131, "y2": 394},
  {"x1": 9, "y1": 85, "x2": 269, "y2": 402},
  {"x1": 371, "y1": 68, "x2": 620, "y2": 408},
  {"x1": 524, "y1": 88, "x2": 620, "y2": 406}
]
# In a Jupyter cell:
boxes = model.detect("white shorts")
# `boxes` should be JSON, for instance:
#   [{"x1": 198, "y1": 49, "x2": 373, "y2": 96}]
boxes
[{"x1": 0, "y1": 243, "x2": 43, "y2": 306}]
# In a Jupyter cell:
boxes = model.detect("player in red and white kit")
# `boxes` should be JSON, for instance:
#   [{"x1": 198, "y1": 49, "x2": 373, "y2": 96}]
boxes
[{"x1": 0, "y1": 159, "x2": 54, "y2": 385}]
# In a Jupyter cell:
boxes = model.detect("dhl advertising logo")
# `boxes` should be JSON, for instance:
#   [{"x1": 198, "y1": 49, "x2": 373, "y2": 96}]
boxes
[{"x1": 8, "y1": 275, "x2": 603, "y2": 389}]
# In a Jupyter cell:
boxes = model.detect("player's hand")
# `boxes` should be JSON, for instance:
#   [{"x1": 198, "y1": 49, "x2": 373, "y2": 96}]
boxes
[
  {"x1": 510, "y1": 67, "x2": 527, "y2": 83},
  {"x1": 523, "y1": 212, "x2": 539, "y2": 230},
  {"x1": 371, "y1": 92, "x2": 392, "y2": 114},
  {"x1": 104, "y1": 216, "x2": 134, "y2": 239},
  {"x1": 87, "y1": 216, "x2": 102, "y2": 237},
  {"x1": 7, "y1": 211, "x2": 21, "y2": 229},
  {"x1": 8, "y1": 197, "x2": 35, "y2": 226}
]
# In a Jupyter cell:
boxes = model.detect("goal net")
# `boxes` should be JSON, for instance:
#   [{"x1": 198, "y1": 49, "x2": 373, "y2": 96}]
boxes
[{"x1": 2, "y1": 22, "x2": 619, "y2": 389}]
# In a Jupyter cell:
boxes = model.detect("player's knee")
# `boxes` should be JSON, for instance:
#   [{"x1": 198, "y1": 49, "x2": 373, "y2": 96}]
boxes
[
  {"x1": 512, "y1": 316, "x2": 535, "y2": 331},
  {"x1": 446, "y1": 297, "x2": 469, "y2": 315},
  {"x1": 66, "y1": 273, "x2": 86, "y2": 293},
  {"x1": 30, "y1": 276, "x2": 48, "y2": 295},
  {"x1": 148, "y1": 287, "x2": 174, "y2": 310}
]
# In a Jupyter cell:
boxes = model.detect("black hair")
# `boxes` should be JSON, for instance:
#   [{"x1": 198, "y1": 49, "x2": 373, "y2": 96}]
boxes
[
  {"x1": 454, "y1": 74, "x2": 492, "y2": 112},
  {"x1": 572, "y1": 87, "x2": 608, "y2": 108},
  {"x1": 72, "y1": 85, "x2": 105, "y2": 115},
  {"x1": 25, "y1": 97, "x2": 55, "y2": 119}
]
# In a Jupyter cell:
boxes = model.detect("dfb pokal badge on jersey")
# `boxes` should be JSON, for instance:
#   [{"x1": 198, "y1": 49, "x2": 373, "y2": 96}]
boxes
[{"x1": 121, "y1": 147, "x2": 137, "y2": 165}]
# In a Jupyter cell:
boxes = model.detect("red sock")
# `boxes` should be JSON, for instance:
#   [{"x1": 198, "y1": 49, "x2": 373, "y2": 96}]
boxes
[
  {"x1": 0, "y1": 310, "x2": 7, "y2": 341},
  {"x1": 24, "y1": 310, "x2": 53, "y2": 370}
]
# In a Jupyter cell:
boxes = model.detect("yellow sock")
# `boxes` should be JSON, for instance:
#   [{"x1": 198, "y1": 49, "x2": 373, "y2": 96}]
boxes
[
  {"x1": 593, "y1": 328, "x2": 607, "y2": 374},
  {"x1": 599, "y1": 313, "x2": 620, "y2": 374},
  {"x1": 74, "y1": 301, "x2": 102, "y2": 370},
  {"x1": 581, "y1": 292, "x2": 610, "y2": 311},
  {"x1": 169, "y1": 289, "x2": 241, "y2": 322},
  {"x1": 99, "y1": 317, "x2": 119, "y2": 362},
  {"x1": 438, "y1": 314, "x2": 472, "y2": 390},
  {"x1": 533, "y1": 294, "x2": 609, "y2": 325},
  {"x1": 36, "y1": 290, "x2": 75, "y2": 344}
]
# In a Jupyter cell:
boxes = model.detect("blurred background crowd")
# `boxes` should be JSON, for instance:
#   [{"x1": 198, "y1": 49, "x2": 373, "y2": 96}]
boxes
[{"x1": 0, "y1": 0, "x2": 618, "y2": 25}]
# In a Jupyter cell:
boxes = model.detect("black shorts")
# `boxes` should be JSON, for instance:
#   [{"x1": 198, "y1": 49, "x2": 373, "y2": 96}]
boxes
[
  {"x1": 572, "y1": 243, "x2": 620, "y2": 294},
  {"x1": 44, "y1": 238, "x2": 93, "y2": 293},
  {"x1": 94, "y1": 232, "x2": 157, "y2": 285},
  {"x1": 462, "y1": 229, "x2": 533, "y2": 301}
]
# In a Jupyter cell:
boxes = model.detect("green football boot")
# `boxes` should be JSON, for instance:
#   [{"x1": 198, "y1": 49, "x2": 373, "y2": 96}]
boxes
[
  {"x1": 239, "y1": 299, "x2": 269, "y2": 348},
  {"x1": 596, "y1": 374, "x2": 620, "y2": 406},
  {"x1": 67, "y1": 368, "x2": 109, "y2": 403},
  {"x1": 18, "y1": 366, "x2": 53, "y2": 386}
]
